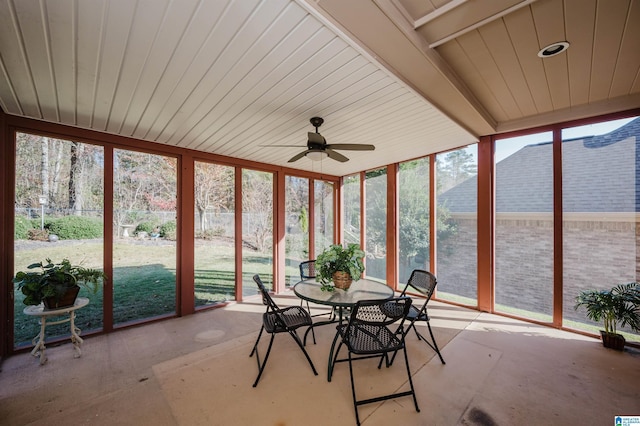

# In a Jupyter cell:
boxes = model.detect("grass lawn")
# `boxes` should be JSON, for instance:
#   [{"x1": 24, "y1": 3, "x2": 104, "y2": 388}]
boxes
[
  {"x1": 13, "y1": 240, "x2": 639, "y2": 346},
  {"x1": 13, "y1": 238, "x2": 301, "y2": 347}
]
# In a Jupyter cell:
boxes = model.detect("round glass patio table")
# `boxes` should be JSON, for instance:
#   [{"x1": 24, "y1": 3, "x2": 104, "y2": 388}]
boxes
[
  {"x1": 293, "y1": 278, "x2": 394, "y2": 380},
  {"x1": 294, "y1": 278, "x2": 393, "y2": 316}
]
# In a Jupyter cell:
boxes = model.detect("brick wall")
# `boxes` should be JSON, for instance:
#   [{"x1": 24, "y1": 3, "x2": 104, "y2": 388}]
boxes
[
  {"x1": 438, "y1": 213, "x2": 639, "y2": 336},
  {"x1": 437, "y1": 217, "x2": 478, "y2": 300}
]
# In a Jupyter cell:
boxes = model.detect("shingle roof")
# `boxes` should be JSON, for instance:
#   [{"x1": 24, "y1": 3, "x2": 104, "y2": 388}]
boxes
[{"x1": 439, "y1": 117, "x2": 640, "y2": 213}]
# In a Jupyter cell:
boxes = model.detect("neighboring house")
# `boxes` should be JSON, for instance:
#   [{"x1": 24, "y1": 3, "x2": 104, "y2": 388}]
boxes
[{"x1": 438, "y1": 118, "x2": 640, "y2": 328}]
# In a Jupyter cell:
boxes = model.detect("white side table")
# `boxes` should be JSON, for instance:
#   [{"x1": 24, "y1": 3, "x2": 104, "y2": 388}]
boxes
[{"x1": 23, "y1": 297, "x2": 90, "y2": 365}]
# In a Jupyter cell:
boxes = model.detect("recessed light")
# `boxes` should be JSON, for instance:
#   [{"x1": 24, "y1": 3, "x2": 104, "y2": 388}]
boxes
[{"x1": 537, "y1": 41, "x2": 570, "y2": 58}]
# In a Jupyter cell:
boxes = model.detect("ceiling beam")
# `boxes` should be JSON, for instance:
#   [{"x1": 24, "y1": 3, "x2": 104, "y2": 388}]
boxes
[
  {"x1": 414, "y1": 0, "x2": 468, "y2": 29},
  {"x1": 429, "y1": 0, "x2": 537, "y2": 48}
]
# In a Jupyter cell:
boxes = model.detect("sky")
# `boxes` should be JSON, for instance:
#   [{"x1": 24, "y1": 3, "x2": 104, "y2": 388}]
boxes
[{"x1": 493, "y1": 117, "x2": 637, "y2": 163}]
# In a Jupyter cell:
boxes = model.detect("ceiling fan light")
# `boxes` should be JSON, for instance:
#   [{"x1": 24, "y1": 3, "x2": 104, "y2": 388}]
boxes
[{"x1": 306, "y1": 150, "x2": 328, "y2": 161}]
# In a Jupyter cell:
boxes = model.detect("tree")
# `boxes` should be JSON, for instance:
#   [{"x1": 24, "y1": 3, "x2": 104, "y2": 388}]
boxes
[
  {"x1": 399, "y1": 160, "x2": 429, "y2": 267},
  {"x1": 242, "y1": 169, "x2": 273, "y2": 252},
  {"x1": 194, "y1": 162, "x2": 234, "y2": 232},
  {"x1": 284, "y1": 176, "x2": 309, "y2": 260},
  {"x1": 343, "y1": 174, "x2": 361, "y2": 245},
  {"x1": 364, "y1": 168, "x2": 387, "y2": 257},
  {"x1": 68, "y1": 142, "x2": 81, "y2": 214},
  {"x1": 437, "y1": 149, "x2": 477, "y2": 193},
  {"x1": 40, "y1": 137, "x2": 50, "y2": 203},
  {"x1": 15, "y1": 134, "x2": 104, "y2": 216},
  {"x1": 285, "y1": 176, "x2": 309, "y2": 233},
  {"x1": 314, "y1": 180, "x2": 334, "y2": 252},
  {"x1": 113, "y1": 150, "x2": 176, "y2": 234}
]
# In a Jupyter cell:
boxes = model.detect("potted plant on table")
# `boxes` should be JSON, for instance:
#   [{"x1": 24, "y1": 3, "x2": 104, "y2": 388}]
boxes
[
  {"x1": 574, "y1": 282, "x2": 640, "y2": 350},
  {"x1": 13, "y1": 258, "x2": 107, "y2": 309},
  {"x1": 316, "y1": 243, "x2": 366, "y2": 292}
]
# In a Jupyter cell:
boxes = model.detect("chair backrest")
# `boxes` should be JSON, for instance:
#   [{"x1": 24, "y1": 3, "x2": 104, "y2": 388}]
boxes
[
  {"x1": 401, "y1": 269, "x2": 437, "y2": 300},
  {"x1": 299, "y1": 260, "x2": 316, "y2": 280},
  {"x1": 253, "y1": 274, "x2": 280, "y2": 312},
  {"x1": 347, "y1": 297, "x2": 412, "y2": 333}
]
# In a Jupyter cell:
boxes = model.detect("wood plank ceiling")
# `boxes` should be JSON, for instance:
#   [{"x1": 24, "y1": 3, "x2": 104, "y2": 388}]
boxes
[
  {"x1": 317, "y1": 0, "x2": 640, "y2": 133},
  {"x1": 0, "y1": 0, "x2": 639, "y2": 176}
]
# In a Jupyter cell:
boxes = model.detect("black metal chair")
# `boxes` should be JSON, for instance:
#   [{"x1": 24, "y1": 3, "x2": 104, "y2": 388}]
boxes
[
  {"x1": 299, "y1": 259, "x2": 335, "y2": 321},
  {"x1": 299, "y1": 259, "x2": 317, "y2": 281},
  {"x1": 249, "y1": 274, "x2": 318, "y2": 387},
  {"x1": 398, "y1": 269, "x2": 446, "y2": 364},
  {"x1": 298, "y1": 260, "x2": 316, "y2": 313},
  {"x1": 298, "y1": 260, "x2": 319, "y2": 344},
  {"x1": 329, "y1": 297, "x2": 419, "y2": 426}
]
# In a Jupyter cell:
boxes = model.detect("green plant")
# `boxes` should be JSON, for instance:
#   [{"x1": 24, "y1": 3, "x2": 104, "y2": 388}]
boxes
[
  {"x1": 15, "y1": 216, "x2": 32, "y2": 239},
  {"x1": 47, "y1": 216, "x2": 103, "y2": 239},
  {"x1": 316, "y1": 243, "x2": 365, "y2": 291},
  {"x1": 135, "y1": 221, "x2": 159, "y2": 235},
  {"x1": 13, "y1": 258, "x2": 107, "y2": 306},
  {"x1": 160, "y1": 220, "x2": 177, "y2": 240},
  {"x1": 574, "y1": 282, "x2": 640, "y2": 336}
]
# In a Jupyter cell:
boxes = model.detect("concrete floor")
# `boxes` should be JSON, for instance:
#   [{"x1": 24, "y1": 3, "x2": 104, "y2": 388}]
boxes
[{"x1": 1, "y1": 295, "x2": 639, "y2": 425}]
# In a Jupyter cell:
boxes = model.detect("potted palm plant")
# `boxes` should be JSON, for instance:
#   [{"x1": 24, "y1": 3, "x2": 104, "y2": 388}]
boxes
[
  {"x1": 574, "y1": 282, "x2": 640, "y2": 350},
  {"x1": 13, "y1": 258, "x2": 107, "y2": 309},
  {"x1": 316, "y1": 243, "x2": 365, "y2": 291}
]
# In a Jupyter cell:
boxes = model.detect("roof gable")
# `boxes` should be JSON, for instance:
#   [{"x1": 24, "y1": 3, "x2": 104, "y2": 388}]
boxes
[{"x1": 440, "y1": 117, "x2": 640, "y2": 213}]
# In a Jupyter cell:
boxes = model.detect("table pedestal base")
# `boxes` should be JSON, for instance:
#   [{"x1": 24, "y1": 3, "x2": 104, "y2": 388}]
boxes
[{"x1": 28, "y1": 308, "x2": 84, "y2": 365}]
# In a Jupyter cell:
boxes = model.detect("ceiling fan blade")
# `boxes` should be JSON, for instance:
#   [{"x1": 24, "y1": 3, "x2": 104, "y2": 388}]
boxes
[
  {"x1": 325, "y1": 143, "x2": 375, "y2": 151},
  {"x1": 308, "y1": 132, "x2": 325, "y2": 144},
  {"x1": 326, "y1": 149, "x2": 349, "y2": 162},
  {"x1": 288, "y1": 150, "x2": 310, "y2": 163},
  {"x1": 259, "y1": 144, "x2": 305, "y2": 148}
]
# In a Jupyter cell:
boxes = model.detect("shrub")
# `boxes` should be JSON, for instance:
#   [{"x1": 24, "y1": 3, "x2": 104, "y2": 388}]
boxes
[
  {"x1": 160, "y1": 220, "x2": 177, "y2": 240},
  {"x1": 196, "y1": 230, "x2": 212, "y2": 240},
  {"x1": 28, "y1": 218, "x2": 48, "y2": 232},
  {"x1": 15, "y1": 216, "x2": 33, "y2": 239},
  {"x1": 135, "y1": 221, "x2": 158, "y2": 236},
  {"x1": 197, "y1": 227, "x2": 226, "y2": 240},
  {"x1": 47, "y1": 216, "x2": 103, "y2": 239}
]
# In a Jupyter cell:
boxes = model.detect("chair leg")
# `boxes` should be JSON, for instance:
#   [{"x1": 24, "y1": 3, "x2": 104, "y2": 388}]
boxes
[
  {"x1": 401, "y1": 346, "x2": 420, "y2": 413},
  {"x1": 303, "y1": 324, "x2": 317, "y2": 346},
  {"x1": 307, "y1": 320, "x2": 317, "y2": 346},
  {"x1": 288, "y1": 330, "x2": 318, "y2": 377},
  {"x1": 328, "y1": 333, "x2": 344, "y2": 382},
  {"x1": 387, "y1": 321, "x2": 446, "y2": 366},
  {"x1": 299, "y1": 301, "x2": 319, "y2": 347},
  {"x1": 347, "y1": 351, "x2": 362, "y2": 426},
  {"x1": 426, "y1": 321, "x2": 446, "y2": 364},
  {"x1": 412, "y1": 322, "x2": 445, "y2": 364},
  {"x1": 346, "y1": 347, "x2": 419, "y2": 424},
  {"x1": 377, "y1": 352, "x2": 391, "y2": 369},
  {"x1": 252, "y1": 334, "x2": 276, "y2": 387},
  {"x1": 249, "y1": 325, "x2": 264, "y2": 358}
]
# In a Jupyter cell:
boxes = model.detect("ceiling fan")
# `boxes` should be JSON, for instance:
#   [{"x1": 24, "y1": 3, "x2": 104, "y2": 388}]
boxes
[{"x1": 285, "y1": 117, "x2": 375, "y2": 163}]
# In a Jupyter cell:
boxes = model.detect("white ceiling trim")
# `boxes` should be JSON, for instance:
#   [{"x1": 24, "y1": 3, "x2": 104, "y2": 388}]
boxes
[
  {"x1": 414, "y1": 0, "x2": 468, "y2": 29},
  {"x1": 428, "y1": 0, "x2": 538, "y2": 48}
]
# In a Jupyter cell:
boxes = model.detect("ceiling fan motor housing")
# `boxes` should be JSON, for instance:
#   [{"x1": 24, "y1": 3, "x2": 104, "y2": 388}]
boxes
[{"x1": 310, "y1": 116, "x2": 324, "y2": 129}]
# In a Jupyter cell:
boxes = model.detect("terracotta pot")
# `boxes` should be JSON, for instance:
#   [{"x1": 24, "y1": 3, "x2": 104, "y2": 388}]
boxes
[
  {"x1": 332, "y1": 271, "x2": 352, "y2": 290},
  {"x1": 600, "y1": 330, "x2": 625, "y2": 351},
  {"x1": 44, "y1": 285, "x2": 80, "y2": 310}
]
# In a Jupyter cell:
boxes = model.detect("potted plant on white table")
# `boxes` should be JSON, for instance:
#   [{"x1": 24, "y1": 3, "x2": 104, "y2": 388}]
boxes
[{"x1": 13, "y1": 258, "x2": 106, "y2": 309}]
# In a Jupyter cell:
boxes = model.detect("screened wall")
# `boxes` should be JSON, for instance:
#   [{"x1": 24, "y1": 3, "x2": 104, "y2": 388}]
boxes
[{"x1": 4, "y1": 110, "x2": 640, "y2": 355}]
